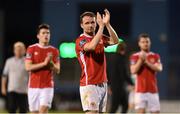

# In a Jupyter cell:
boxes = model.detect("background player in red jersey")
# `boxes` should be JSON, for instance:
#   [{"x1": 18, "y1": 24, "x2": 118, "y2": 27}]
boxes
[
  {"x1": 75, "y1": 9, "x2": 119, "y2": 114},
  {"x1": 130, "y1": 33, "x2": 163, "y2": 114},
  {"x1": 25, "y1": 24, "x2": 60, "y2": 114}
]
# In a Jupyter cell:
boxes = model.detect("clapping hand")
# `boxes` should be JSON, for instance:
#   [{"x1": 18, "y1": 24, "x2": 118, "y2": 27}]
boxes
[
  {"x1": 140, "y1": 51, "x2": 146, "y2": 62},
  {"x1": 96, "y1": 12, "x2": 104, "y2": 27},
  {"x1": 102, "y1": 9, "x2": 110, "y2": 25}
]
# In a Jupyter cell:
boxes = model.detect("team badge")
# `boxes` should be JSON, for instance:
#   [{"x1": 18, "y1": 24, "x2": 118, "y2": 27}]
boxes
[{"x1": 34, "y1": 52, "x2": 38, "y2": 55}]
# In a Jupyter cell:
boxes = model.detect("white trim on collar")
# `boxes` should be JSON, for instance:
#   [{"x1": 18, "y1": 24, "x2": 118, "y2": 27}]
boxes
[
  {"x1": 80, "y1": 33, "x2": 93, "y2": 38},
  {"x1": 36, "y1": 43, "x2": 51, "y2": 49}
]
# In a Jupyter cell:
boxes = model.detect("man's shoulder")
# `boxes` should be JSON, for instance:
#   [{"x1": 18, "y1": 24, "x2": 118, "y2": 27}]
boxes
[
  {"x1": 75, "y1": 34, "x2": 89, "y2": 47},
  {"x1": 27, "y1": 43, "x2": 38, "y2": 49},
  {"x1": 6, "y1": 57, "x2": 15, "y2": 63},
  {"x1": 148, "y1": 51, "x2": 160, "y2": 57},
  {"x1": 131, "y1": 52, "x2": 140, "y2": 57},
  {"x1": 48, "y1": 45, "x2": 58, "y2": 50},
  {"x1": 76, "y1": 34, "x2": 87, "y2": 41}
]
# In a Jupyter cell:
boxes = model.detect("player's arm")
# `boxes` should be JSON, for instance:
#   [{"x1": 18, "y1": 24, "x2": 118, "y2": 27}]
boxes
[
  {"x1": 25, "y1": 56, "x2": 51, "y2": 71},
  {"x1": 103, "y1": 9, "x2": 119, "y2": 45},
  {"x1": 49, "y1": 60, "x2": 60, "y2": 74},
  {"x1": 130, "y1": 53, "x2": 145, "y2": 74},
  {"x1": 51, "y1": 50, "x2": 60, "y2": 74},
  {"x1": 83, "y1": 12, "x2": 104, "y2": 51},
  {"x1": 145, "y1": 59, "x2": 163, "y2": 72},
  {"x1": 130, "y1": 58, "x2": 144, "y2": 74}
]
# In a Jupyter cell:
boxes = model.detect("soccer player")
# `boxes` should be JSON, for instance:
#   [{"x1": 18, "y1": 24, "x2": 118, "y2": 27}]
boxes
[
  {"x1": 25, "y1": 24, "x2": 60, "y2": 113},
  {"x1": 75, "y1": 9, "x2": 119, "y2": 114},
  {"x1": 1, "y1": 41, "x2": 28, "y2": 113},
  {"x1": 130, "y1": 33, "x2": 163, "y2": 114}
]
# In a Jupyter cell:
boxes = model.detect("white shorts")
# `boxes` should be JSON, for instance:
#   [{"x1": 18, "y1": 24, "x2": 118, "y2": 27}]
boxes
[
  {"x1": 80, "y1": 83, "x2": 108, "y2": 112},
  {"x1": 135, "y1": 92, "x2": 160, "y2": 112},
  {"x1": 28, "y1": 88, "x2": 54, "y2": 112}
]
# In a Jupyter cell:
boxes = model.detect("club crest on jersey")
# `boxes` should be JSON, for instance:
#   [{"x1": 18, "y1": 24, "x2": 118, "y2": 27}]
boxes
[{"x1": 34, "y1": 52, "x2": 38, "y2": 55}]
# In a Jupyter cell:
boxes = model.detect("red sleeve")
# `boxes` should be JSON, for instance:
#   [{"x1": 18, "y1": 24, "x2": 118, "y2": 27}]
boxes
[
  {"x1": 77, "y1": 37, "x2": 89, "y2": 51},
  {"x1": 53, "y1": 49, "x2": 60, "y2": 64},
  {"x1": 26, "y1": 46, "x2": 33, "y2": 61},
  {"x1": 155, "y1": 54, "x2": 161, "y2": 64},
  {"x1": 130, "y1": 54, "x2": 138, "y2": 65}
]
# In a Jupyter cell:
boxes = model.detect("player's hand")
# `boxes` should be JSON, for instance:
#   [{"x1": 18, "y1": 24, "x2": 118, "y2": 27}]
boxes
[
  {"x1": 1, "y1": 88, "x2": 7, "y2": 96},
  {"x1": 44, "y1": 55, "x2": 51, "y2": 66},
  {"x1": 49, "y1": 61, "x2": 60, "y2": 74},
  {"x1": 49, "y1": 60, "x2": 55, "y2": 69},
  {"x1": 144, "y1": 58, "x2": 151, "y2": 66},
  {"x1": 140, "y1": 51, "x2": 146, "y2": 62},
  {"x1": 96, "y1": 12, "x2": 104, "y2": 27},
  {"x1": 103, "y1": 9, "x2": 110, "y2": 25}
]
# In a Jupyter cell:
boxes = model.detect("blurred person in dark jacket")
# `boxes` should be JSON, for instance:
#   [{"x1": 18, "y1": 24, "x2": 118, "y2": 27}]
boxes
[{"x1": 107, "y1": 42, "x2": 134, "y2": 113}]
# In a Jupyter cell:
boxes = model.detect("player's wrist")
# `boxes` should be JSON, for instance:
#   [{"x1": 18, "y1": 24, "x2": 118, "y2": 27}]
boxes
[
  {"x1": 105, "y1": 22, "x2": 110, "y2": 26},
  {"x1": 139, "y1": 58, "x2": 144, "y2": 63},
  {"x1": 144, "y1": 60, "x2": 150, "y2": 65},
  {"x1": 49, "y1": 61, "x2": 55, "y2": 69},
  {"x1": 98, "y1": 23, "x2": 105, "y2": 28},
  {"x1": 42, "y1": 61, "x2": 48, "y2": 67}
]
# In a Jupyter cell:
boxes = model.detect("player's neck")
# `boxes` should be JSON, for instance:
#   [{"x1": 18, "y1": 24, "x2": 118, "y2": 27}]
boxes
[
  {"x1": 39, "y1": 42, "x2": 49, "y2": 47},
  {"x1": 15, "y1": 55, "x2": 23, "y2": 59},
  {"x1": 141, "y1": 50, "x2": 150, "y2": 53},
  {"x1": 84, "y1": 32, "x2": 95, "y2": 37}
]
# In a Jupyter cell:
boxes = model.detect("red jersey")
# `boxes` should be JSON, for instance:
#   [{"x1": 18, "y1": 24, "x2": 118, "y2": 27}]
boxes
[
  {"x1": 75, "y1": 34, "x2": 108, "y2": 86},
  {"x1": 130, "y1": 51, "x2": 161, "y2": 93},
  {"x1": 26, "y1": 43, "x2": 60, "y2": 88}
]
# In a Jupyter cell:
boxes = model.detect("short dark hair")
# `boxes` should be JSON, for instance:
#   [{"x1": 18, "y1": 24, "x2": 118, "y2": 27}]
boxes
[
  {"x1": 138, "y1": 33, "x2": 150, "y2": 42},
  {"x1": 37, "y1": 24, "x2": 50, "y2": 34},
  {"x1": 80, "y1": 12, "x2": 96, "y2": 23}
]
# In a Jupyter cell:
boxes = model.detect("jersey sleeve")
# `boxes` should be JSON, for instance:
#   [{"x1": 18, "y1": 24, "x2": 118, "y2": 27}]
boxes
[
  {"x1": 76, "y1": 37, "x2": 89, "y2": 51},
  {"x1": 155, "y1": 54, "x2": 161, "y2": 64},
  {"x1": 26, "y1": 46, "x2": 33, "y2": 61},
  {"x1": 130, "y1": 54, "x2": 138, "y2": 65},
  {"x1": 2, "y1": 59, "x2": 9, "y2": 77},
  {"x1": 53, "y1": 49, "x2": 60, "y2": 64}
]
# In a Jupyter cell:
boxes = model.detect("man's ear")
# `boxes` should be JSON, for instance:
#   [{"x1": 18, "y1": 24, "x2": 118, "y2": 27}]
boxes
[
  {"x1": 80, "y1": 23, "x2": 83, "y2": 29},
  {"x1": 138, "y1": 42, "x2": 140, "y2": 47},
  {"x1": 37, "y1": 34, "x2": 39, "y2": 39}
]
